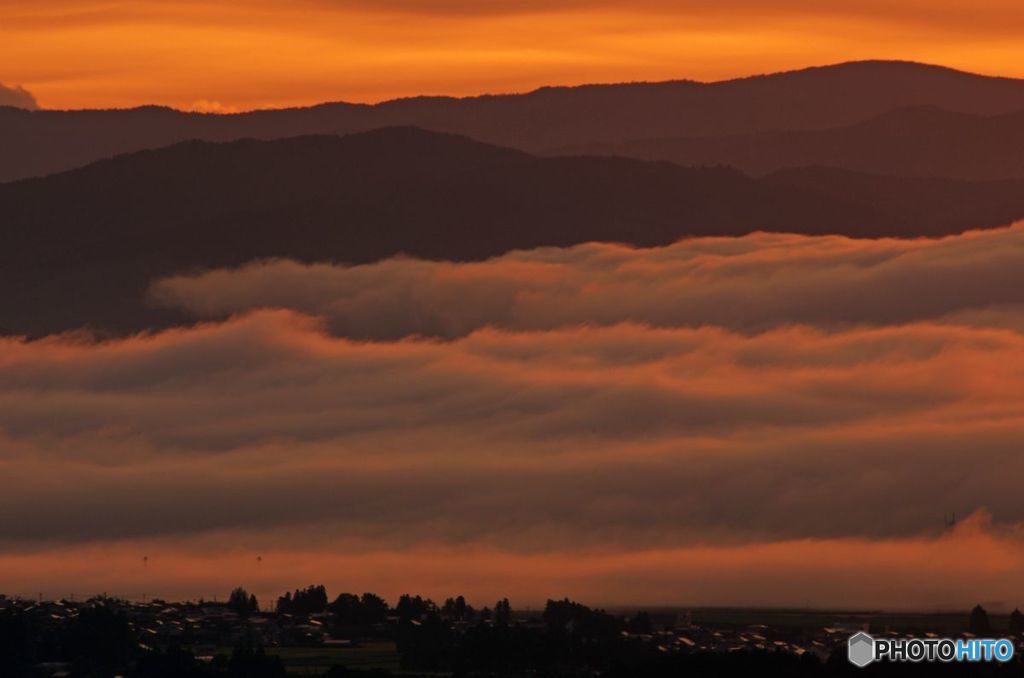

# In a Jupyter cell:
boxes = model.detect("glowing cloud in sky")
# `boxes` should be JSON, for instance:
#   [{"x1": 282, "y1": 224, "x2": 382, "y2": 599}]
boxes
[{"x1": 0, "y1": 82, "x2": 37, "y2": 109}]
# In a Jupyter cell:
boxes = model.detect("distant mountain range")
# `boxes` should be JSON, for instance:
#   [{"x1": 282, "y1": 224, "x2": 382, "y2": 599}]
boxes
[
  {"x1": 559, "y1": 106, "x2": 1024, "y2": 180},
  {"x1": 3, "y1": 127, "x2": 1024, "y2": 336},
  {"x1": 6, "y1": 61, "x2": 1024, "y2": 182}
]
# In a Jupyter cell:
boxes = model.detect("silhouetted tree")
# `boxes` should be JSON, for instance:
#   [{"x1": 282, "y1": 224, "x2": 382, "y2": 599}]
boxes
[
  {"x1": 360, "y1": 593, "x2": 389, "y2": 624},
  {"x1": 442, "y1": 595, "x2": 472, "y2": 621},
  {"x1": 1010, "y1": 608, "x2": 1024, "y2": 635},
  {"x1": 330, "y1": 593, "x2": 361, "y2": 624},
  {"x1": 968, "y1": 604, "x2": 991, "y2": 635},
  {"x1": 494, "y1": 598, "x2": 511, "y2": 626},
  {"x1": 396, "y1": 594, "x2": 434, "y2": 622},
  {"x1": 277, "y1": 585, "x2": 328, "y2": 615},
  {"x1": 228, "y1": 587, "x2": 259, "y2": 617},
  {"x1": 329, "y1": 592, "x2": 388, "y2": 627}
]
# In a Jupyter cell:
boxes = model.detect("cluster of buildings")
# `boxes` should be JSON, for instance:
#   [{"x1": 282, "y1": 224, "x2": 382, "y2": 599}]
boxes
[
  {"x1": 618, "y1": 617, "x2": 844, "y2": 660},
  {"x1": 6, "y1": 592, "x2": 1023, "y2": 673},
  {"x1": 620, "y1": 613, "x2": 1024, "y2": 663},
  {"x1": 0, "y1": 595, "x2": 340, "y2": 655}
]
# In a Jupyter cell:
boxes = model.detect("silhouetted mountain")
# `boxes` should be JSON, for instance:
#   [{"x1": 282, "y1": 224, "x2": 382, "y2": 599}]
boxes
[
  {"x1": 560, "y1": 106, "x2": 1024, "y2": 180},
  {"x1": 763, "y1": 165, "x2": 1024, "y2": 222},
  {"x1": 3, "y1": 127, "x2": 1024, "y2": 337},
  {"x1": 7, "y1": 61, "x2": 1024, "y2": 181}
]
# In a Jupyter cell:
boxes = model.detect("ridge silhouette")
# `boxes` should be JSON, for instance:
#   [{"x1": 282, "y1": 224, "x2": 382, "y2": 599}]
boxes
[
  {"x1": 3, "y1": 127, "x2": 1024, "y2": 337},
  {"x1": 560, "y1": 106, "x2": 1024, "y2": 180},
  {"x1": 7, "y1": 61, "x2": 1024, "y2": 181}
]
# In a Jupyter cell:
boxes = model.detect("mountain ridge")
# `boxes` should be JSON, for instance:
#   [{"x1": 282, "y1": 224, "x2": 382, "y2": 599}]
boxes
[
  {"x1": 4, "y1": 127, "x2": 1024, "y2": 337},
  {"x1": 15, "y1": 60, "x2": 1021, "y2": 114},
  {"x1": 7, "y1": 61, "x2": 1024, "y2": 182},
  {"x1": 558, "y1": 106, "x2": 1024, "y2": 180}
]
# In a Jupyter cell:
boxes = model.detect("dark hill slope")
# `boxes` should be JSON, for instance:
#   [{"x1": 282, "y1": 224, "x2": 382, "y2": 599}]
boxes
[
  {"x1": 561, "y1": 107, "x2": 1024, "y2": 180},
  {"x1": 7, "y1": 61, "x2": 1024, "y2": 181},
  {"x1": 3, "y1": 127, "x2": 1024, "y2": 336}
]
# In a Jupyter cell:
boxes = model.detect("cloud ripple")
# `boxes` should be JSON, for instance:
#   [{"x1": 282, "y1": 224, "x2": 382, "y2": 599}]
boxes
[
  {"x1": 152, "y1": 223, "x2": 1024, "y2": 339},
  {"x1": 5, "y1": 226, "x2": 1024, "y2": 605}
]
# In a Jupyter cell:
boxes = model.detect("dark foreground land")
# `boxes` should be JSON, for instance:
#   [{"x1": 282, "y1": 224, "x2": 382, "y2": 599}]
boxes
[{"x1": 3, "y1": 587, "x2": 1024, "y2": 677}]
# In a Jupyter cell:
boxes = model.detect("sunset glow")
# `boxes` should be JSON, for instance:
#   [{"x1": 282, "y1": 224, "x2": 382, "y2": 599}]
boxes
[
  {"x1": 5, "y1": 225, "x2": 1024, "y2": 605},
  {"x1": 4, "y1": 0, "x2": 1024, "y2": 110},
  {"x1": 7, "y1": 4, "x2": 1024, "y2": 669}
]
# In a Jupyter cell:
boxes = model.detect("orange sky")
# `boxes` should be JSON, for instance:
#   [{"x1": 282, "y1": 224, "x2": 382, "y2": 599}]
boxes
[
  {"x1": 0, "y1": 512, "x2": 1019, "y2": 610},
  {"x1": 3, "y1": 0, "x2": 1024, "y2": 110}
]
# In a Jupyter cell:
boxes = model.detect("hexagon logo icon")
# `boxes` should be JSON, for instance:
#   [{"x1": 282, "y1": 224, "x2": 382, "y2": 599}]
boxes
[{"x1": 848, "y1": 631, "x2": 875, "y2": 668}]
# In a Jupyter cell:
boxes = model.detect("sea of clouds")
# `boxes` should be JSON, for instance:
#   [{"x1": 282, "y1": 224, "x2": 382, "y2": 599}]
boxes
[{"x1": 4, "y1": 225, "x2": 1024, "y2": 606}]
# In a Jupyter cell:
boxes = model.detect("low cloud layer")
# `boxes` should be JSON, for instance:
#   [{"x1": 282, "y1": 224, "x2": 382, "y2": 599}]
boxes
[
  {"x1": 7, "y1": 227, "x2": 1024, "y2": 605},
  {"x1": 3, "y1": 314, "x2": 1024, "y2": 575},
  {"x1": 0, "y1": 83, "x2": 37, "y2": 110},
  {"x1": 154, "y1": 223, "x2": 1024, "y2": 339}
]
